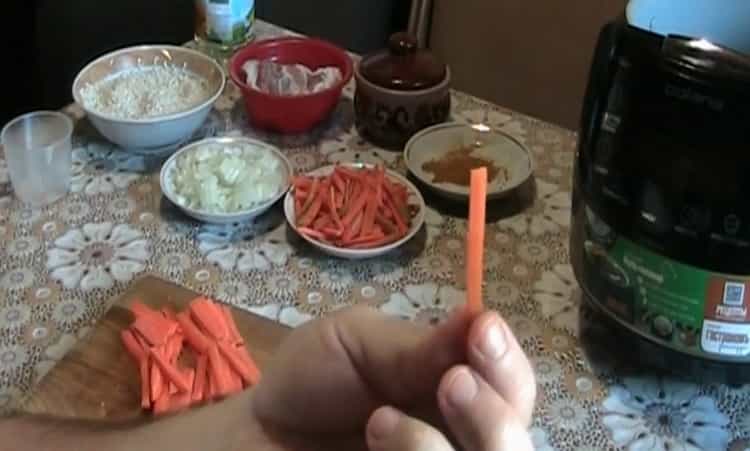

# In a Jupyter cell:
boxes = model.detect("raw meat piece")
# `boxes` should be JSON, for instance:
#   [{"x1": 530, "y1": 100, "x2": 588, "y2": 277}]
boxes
[{"x1": 242, "y1": 59, "x2": 342, "y2": 96}]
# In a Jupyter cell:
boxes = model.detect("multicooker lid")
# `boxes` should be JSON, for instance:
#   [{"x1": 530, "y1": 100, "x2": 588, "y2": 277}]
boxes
[{"x1": 627, "y1": 0, "x2": 750, "y2": 55}]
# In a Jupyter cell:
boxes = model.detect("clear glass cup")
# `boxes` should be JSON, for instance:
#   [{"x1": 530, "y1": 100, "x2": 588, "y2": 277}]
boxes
[{"x1": 1, "y1": 111, "x2": 73, "y2": 207}]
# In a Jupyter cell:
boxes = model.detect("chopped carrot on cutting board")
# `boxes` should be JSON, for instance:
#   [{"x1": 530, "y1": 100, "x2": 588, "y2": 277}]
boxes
[
  {"x1": 139, "y1": 359, "x2": 151, "y2": 409},
  {"x1": 121, "y1": 298, "x2": 261, "y2": 415},
  {"x1": 222, "y1": 306, "x2": 244, "y2": 345},
  {"x1": 190, "y1": 298, "x2": 228, "y2": 341},
  {"x1": 192, "y1": 355, "x2": 208, "y2": 402},
  {"x1": 150, "y1": 349, "x2": 191, "y2": 393},
  {"x1": 120, "y1": 330, "x2": 145, "y2": 362},
  {"x1": 132, "y1": 314, "x2": 177, "y2": 347},
  {"x1": 153, "y1": 391, "x2": 171, "y2": 415},
  {"x1": 176, "y1": 312, "x2": 210, "y2": 353},
  {"x1": 150, "y1": 361, "x2": 164, "y2": 402}
]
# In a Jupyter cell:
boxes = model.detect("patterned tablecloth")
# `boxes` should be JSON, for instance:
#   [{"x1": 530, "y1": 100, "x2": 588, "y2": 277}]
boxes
[{"x1": 0, "y1": 21, "x2": 747, "y2": 451}]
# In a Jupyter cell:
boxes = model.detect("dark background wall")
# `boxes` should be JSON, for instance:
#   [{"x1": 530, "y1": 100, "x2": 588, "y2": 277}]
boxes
[{"x1": 3, "y1": 0, "x2": 409, "y2": 125}]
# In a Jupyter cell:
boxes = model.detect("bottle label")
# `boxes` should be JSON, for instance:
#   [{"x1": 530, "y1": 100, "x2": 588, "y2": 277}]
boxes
[{"x1": 197, "y1": 0, "x2": 255, "y2": 45}]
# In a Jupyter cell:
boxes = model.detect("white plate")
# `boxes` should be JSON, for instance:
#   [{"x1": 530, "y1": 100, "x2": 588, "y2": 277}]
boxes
[
  {"x1": 160, "y1": 136, "x2": 292, "y2": 224},
  {"x1": 284, "y1": 163, "x2": 426, "y2": 259},
  {"x1": 404, "y1": 122, "x2": 533, "y2": 201}
]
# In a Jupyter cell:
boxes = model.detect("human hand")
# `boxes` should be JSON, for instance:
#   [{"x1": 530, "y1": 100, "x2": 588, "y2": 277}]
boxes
[
  {"x1": 248, "y1": 306, "x2": 536, "y2": 451},
  {"x1": 0, "y1": 306, "x2": 535, "y2": 451}
]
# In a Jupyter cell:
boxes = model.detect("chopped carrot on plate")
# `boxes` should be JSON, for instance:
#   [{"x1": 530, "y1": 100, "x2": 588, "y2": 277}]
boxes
[{"x1": 292, "y1": 165, "x2": 417, "y2": 250}]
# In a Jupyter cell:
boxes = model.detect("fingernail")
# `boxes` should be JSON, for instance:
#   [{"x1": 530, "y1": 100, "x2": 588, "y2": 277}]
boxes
[
  {"x1": 476, "y1": 317, "x2": 507, "y2": 361},
  {"x1": 447, "y1": 368, "x2": 478, "y2": 408},
  {"x1": 369, "y1": 407, "x2": 400, "y2": 441}
]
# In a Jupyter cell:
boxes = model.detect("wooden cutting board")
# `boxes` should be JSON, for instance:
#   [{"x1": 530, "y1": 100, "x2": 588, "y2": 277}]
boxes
[{"x1": 23, "y1": 275, "x2": 291, "y2": 420}]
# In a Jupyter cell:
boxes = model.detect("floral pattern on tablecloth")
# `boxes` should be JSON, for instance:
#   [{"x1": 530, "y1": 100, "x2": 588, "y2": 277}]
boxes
[{"x1": 0, "y1": 20, "x2": 745, "y2": 451}]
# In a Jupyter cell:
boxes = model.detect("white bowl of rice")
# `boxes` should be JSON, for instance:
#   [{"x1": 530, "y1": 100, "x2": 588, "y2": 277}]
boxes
[
  {"x1": 160, "y1": 136, "x2": 293, "y2": 224},
  {"x1": 73, "y1": 45, "x2": 225, "y2": 150}
]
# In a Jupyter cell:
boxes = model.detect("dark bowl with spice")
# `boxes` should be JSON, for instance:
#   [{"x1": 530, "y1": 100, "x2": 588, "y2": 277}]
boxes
[{"x1": 354, "y1": 32, "x2": 451, "y2": 150}]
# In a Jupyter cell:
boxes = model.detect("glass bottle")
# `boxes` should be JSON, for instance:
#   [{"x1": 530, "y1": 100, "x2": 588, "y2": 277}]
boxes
[{"x1": 195, "y1": 0, "x2": 255, "y2": 53}]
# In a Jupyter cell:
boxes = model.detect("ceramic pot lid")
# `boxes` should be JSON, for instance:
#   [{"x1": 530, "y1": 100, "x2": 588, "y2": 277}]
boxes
[{"x1": 359, "y1": 32, "x2": 446, "y2": 91}]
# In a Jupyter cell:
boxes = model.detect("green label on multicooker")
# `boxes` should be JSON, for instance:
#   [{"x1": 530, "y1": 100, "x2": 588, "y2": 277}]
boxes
[{"x1": 583, "y1": 209, "x2": 750, "y2": 357}]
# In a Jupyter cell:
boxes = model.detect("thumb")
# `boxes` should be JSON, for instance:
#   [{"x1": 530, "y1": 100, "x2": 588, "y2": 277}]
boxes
[
  {"x1": 252, "y1": 305, "x2": 471, "y2": 432},
  {"x1": 334, "y1": 305, "x2": 472, "y2": 405},
  {"x1": 366, "y1": 406, "x2": 456, "y2": 451}
]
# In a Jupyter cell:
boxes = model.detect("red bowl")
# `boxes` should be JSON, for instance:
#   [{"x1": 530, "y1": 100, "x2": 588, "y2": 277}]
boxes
[{"x1": 229, "y1": 37, "x2": 353, "y2": 134}]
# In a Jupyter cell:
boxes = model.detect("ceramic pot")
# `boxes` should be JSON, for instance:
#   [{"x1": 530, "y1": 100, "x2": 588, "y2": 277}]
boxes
[{"x1": 354, "y1": 32, "x2": 451, "y2": 150}]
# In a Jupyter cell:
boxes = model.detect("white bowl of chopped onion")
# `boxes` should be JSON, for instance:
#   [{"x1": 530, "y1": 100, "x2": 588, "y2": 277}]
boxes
[
  {"x1": 160, "y1": 136, "x2": 292, "y2": 224},
  {"x1": 73, "y1": 45, "x2": 225, "y2": 150}
]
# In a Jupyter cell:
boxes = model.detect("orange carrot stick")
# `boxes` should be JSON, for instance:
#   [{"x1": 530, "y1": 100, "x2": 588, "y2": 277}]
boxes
[
  {"x1": 343, "y1": 230, "x2": 386, "y2": 246},
  {"x1": 374, "y1": 166, "x2": 385, "y2": 207},
  {"x1": 297, "y1": 227, "x2": 326, "y2": 240},
  {"x1": 350, "y1": 233, "x2": 401, "y2": 249},
  {"x1": 139, "y1": 358, "x2": 151, "y2": 409},
  {"x1": 132, "y1": 314, "x2": 176, "y2": 347},
  {"x1": 334, "y1": 165, "x2": 360, "y2": 180},
  {"x1": 166, "y1": 333, "x2": 183, "y2": 364},
  {"x1": 341, "y1": 190, "x2": 368, "y2": 226},
  {"x1": 176, "y1": 312, "x2": 211, "y2": 353},
  {"x1": 169, "y1": 391, "x2": 192, "y2": 413},
  {"x1": 153, "y1": 390, "x2": 171, "y2": 415},
  {"x1": 190, "y1": 299, "x2": 228, "y2": 341},
  {"x1": 328, "y1": 185, "x2": 344, "y2": 230},
  {"x1": 150, "y1": 349, "x2": 191, "y2": 393},
  {"x1": 466, "y1": 167, "x2": 488, "y2": 315},
  {"x1": 331, "y1": 172, "x2": 346, "y2": 194},
  {"x1": 185, "y1": 368, "x2": 195, "y2": 388},
  {"x1": 298, "y1": 190, "x2": 324, "y2": 227},
  {"x1": 375, "y1": 213, "x2": 397, "y2": 234},
  {"x1": 385, "y1": 187, "x2": 409, "y2": 224},
  {"x1": 312, "y1": 213, "x2": 332, "y2": 230},
  {"x1": 121, "y1": 330, "x2": 146, "y2": 362},
  {"x1": 221, "y1": 306, "x2": 244, "y2": 345},
  {"x1": 321, "y1": 227, "x2": 343, "y2": 239},
  {"x1": 218, "y1": 341, "x2": 259, "y2": 386},
  {"x1": 150, "y1": 360, "x2": 164, "y2": 402},
  {"x1": 293, "y1": 176, "x2": 313, "y2": 190},
  {"x1": 336, "y1": 194, "x2": 343, "y2": 209},
  {"x1": 300, "y1": 177, "x2": 320, "y2": 214},
  {"x1": 192, "y1": 354, "x2": 208, "y2": 402},
  {"x1": 298, "y1": 227, "x2": 327, "y2": 240},
  {"x1": 167, "y1": 370, "x2": 195, "y2": 411},
  {"x1": 342, "y1": 180, "x2": 362, "y2": 218},
  {"x1": 384, "y1": 196, "x2": 407, "y2": 235},
  {"x1": 382, "y1": 177, "x2": 401, "y2": 203},
  {"x1": 236, "y1": 345, "x2": 262, "y2": 387},
  {"x1": 351, "y1": 212, "x2": 364, "y2": 237},
  {"x1": 129, "y1": 300, "x2": 156, "y2": 319},
  {"x1": 207, "y1": 344, "x2": 233, "y2": 397},
  {"x1": 161, "y1": 306, "x2": 177, "y2": 322},
  {"x1": 343, "y1": 179, "x2": 351, "y2": 208}
]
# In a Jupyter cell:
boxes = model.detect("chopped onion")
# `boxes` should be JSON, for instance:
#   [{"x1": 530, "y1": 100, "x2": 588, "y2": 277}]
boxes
[{"x1": 170, "y1": 142, "x2": 284, "y2": 213}]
